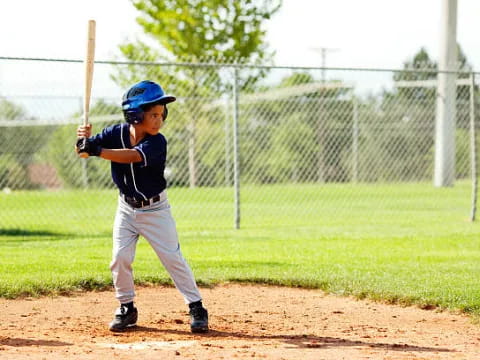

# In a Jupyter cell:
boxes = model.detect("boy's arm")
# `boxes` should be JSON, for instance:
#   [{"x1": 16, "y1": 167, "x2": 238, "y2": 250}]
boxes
[
  {"x1": 76, "y1": 138, "x2": 142, "y2": 163},
  {"x1": 100, "y1": 148, "x2": 142, "y2": 163},
  {"x1": 75, "y1": 124, "x2": 141, "y2": 163},
  {"x1": 75, "y1": 131, "x2": 142, "y2": 163}
]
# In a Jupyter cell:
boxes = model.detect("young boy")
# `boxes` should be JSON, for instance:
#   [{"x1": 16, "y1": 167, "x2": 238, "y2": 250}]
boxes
[{"x1": 75, "y1": 80, "x2": 208, "y2": 333}]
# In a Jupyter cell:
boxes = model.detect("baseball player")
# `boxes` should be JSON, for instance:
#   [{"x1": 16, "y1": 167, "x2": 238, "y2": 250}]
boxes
[{"x1": 75, "y1": 80, "x2": 208, "y2": 333}]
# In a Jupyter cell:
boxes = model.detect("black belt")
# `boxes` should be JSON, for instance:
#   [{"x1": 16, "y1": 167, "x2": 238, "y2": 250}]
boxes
[{"x1": 122, "y1": 194, "x2": 162, "y2": 208}]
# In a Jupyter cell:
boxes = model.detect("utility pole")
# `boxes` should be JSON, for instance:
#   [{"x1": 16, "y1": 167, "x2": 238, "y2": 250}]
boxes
[
  {"x1": 434, "y1": 0, "x2": 457, "y2": 187},
  {"x1": 310, "y1": 47, "x2": 340, "y2": 83},
  {"x1": 310, "y1": 47, "x2": 340, "y2": 183}
]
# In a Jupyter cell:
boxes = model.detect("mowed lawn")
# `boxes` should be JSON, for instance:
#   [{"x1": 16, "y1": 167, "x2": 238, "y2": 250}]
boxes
[{"x1": 1, "y1": 181, "x2": 480, "y2": 316}]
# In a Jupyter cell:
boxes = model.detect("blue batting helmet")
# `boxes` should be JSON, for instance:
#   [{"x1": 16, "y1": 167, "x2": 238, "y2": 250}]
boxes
[{"x1": 122, "y1": 80, "x2": 176, "y2": 124}]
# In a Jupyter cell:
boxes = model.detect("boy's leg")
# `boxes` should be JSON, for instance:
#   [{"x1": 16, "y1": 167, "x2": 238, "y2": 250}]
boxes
[
  {"x1": 137, "y1": 197, "x2": 202, "y2": 304},
  {"x1": 110, "y1": 199, "x2": 139, "y2": 305},
  {"x1": 109, "y1": 199, "x2": 140, "y2": 331},
  {"x1": 137, "y1": 194, "x2": 208, "y2": 332}
]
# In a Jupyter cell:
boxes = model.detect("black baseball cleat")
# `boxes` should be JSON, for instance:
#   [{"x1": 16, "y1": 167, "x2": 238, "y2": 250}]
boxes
[
  {"x1": 189, "y1": 303, "x2": 209, "y2": 333},
  {"x1": 109, "y1": 303, "x2": 138, "y2": 332}
]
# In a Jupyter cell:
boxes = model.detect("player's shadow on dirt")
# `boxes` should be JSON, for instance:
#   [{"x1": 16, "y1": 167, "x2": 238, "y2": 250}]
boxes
[
  {"x1": 280, "y1": 335, "x2": 452, "y2": 353},
  {"x1": 0, "y1": 337, "x2": 72, "y2": 347},
  {"x1": 129, "y1": 326, "x2": 452, "y2": 354}
]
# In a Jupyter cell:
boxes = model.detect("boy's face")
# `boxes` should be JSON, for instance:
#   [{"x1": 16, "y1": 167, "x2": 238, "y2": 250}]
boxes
[{"x1": 138, "y1": 104, "x2": 165, "y2": 135}]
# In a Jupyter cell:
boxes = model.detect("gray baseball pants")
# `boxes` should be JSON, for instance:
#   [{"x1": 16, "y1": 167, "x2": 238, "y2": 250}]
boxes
[{"x1": 110, "y1": 191, "x2": 202, "y2": 305}]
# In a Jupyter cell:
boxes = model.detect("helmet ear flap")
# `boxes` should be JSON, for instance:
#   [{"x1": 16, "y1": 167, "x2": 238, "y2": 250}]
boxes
[
  {"x1": 124, "y1": 109, "x2": 144, "y2": 124},
  {"x1": 163, "y1": 105, "x2": 168, "y2": 121}
]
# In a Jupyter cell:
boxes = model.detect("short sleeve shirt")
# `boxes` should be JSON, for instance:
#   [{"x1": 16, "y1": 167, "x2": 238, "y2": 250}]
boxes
[{"x1": 92, "y1": 123, "x2": 167, "y2": 200}]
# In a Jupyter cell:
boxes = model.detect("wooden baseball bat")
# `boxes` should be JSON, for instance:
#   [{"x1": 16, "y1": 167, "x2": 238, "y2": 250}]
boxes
[{"x1": 79, "y1": 19, "x2": 96, "y2": 158}]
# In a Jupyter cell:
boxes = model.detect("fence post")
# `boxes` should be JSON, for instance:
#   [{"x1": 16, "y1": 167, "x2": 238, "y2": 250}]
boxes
[
  {"x1": 233, "y1": 67, "x2": 240, "y2": 229},
  {"x1": 352, "y1": 95, "x2": 359, "y2": 183},
  {"x1": 224, "y1": 98, "x2": 231, "y2": 186},
  {"x1": 469, "y1": 72, "x2": 477, "y2": 221}
]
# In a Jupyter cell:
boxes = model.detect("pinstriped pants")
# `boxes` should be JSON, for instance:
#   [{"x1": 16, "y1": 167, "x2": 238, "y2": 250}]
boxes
[{"x1": 110, "y1": 191, "x2": 202, "y2": 305}]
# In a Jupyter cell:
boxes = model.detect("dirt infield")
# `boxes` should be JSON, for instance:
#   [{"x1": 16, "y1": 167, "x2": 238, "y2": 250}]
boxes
[{"x1": 0, "y1": 284, "x2": 479, "y2": 360}]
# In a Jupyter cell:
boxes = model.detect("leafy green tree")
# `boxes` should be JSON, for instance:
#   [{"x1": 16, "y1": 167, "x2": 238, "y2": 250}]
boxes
[
  {"x1": 127, "y1": 0, "x2": 281, "y2": 62},
  {"x1": 236, "y1": 71, "x2": 353, "y2": 184},
  {"x1": 393, "y1": 47, "x2": 437, "y2": 101},
  {"x1": 44, "y1": 99, "x2": 121, "y2": 189},
  {"x1": 89, "y1": 99, "x2": 121, "y2": 117},
  {"x1": 70, "y1": 98, "x2": 121, "y2": 119},
  {"x1": 363, "y1": 45, "x2": 475, "y2": 182},
  {"x1": 113, "y1": 0, "x2": 282, "y2": 187},
  {"x1": 453, "y1": 44, "x2": 475, "y2": 131},
  {"x1": 0, "y1": 98, "x2": 28, "y2": 120},
  {"x1": 44, "y1": 124, "x2": 114, "y2": 189},
  {"x1": 0, "y1": 154, "x2": 29, "y2": 189},
  {"x1": 393, "y1": 45, "x2": 472, "y2": 103},
  {"x1": 0, "y1": 99, "x2": 43, "y2": 189}
]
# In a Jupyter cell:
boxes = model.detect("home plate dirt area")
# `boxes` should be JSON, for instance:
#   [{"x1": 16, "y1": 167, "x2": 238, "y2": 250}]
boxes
[{"x1": 1, "y1": 283, "x2": 479, "y2": 359}]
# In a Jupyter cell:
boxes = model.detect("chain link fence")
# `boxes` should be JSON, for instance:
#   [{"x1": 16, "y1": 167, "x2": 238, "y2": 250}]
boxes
[{"x1": 0, "y1": 56, "x2": 478, "y2": 234}]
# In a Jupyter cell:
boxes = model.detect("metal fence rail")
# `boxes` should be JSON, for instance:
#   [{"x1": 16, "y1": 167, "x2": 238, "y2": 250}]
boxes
[{"x1": 0, "y1": 57, "x2": 478, "y2": 233}]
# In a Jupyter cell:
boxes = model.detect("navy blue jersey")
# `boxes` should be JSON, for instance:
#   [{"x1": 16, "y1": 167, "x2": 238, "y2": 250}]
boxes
[{"x1": 92, "y1": 123, "x2": 167, "y2": 200}]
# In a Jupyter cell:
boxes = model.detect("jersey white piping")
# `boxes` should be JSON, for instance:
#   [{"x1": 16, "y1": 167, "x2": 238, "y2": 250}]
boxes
[{"x1": 120, "y1": 124, "x2": 148, "y2": 200}]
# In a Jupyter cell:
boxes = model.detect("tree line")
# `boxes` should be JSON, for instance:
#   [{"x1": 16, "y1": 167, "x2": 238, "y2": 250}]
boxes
[{"x1": 0, "y1": 0, "x2": 477, "y2": 189}]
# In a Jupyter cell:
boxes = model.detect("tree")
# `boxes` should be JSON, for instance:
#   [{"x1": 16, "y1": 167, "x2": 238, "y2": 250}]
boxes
[
  {"x1": 0, "y1": 98, "x2": 42, "y2": 189},
  {"x1": 393, "y1": 45, "x2": 472, "y2": 102},
  {"x1": 236, "y1": 71, "x2": 353, "y2": 184},
  {"x1": 114, "y1": 0, "x2": 282, "y2": 187},
  {"x1": 364, "y1": 45, "x2": 476, "y2": 182},
  {"x1": 128, "y1": 0, "x2": 281, "y2": 62},
  {"x1": 44, "y1": 99, "x2": 122, "y2": 189},
  {"x1": 0, "y1": 97, "x2": 28, "y2": 120},
  {"x1": 89, "y1": 99, "x2": 121, "y2": 117},
  {"x1": 393, "y1": 47, "x2": 437, "y2": 101},
  {"x1": 70, "y1": 98, "x2": 121, "y2": 119}
]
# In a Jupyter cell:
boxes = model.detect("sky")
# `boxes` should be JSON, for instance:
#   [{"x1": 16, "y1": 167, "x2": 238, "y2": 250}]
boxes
[
  {"x1": 1, "y1": 0, "x2": 479, "y2": 70},
  {"x1": 0, "y1": 0, "x2": 479, "y2": 120}
]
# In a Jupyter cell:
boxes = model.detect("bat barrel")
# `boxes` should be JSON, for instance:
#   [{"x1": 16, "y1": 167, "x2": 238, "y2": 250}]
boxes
[{"x1": 83, "y1": 20, "x2": 96, "y2": 126}]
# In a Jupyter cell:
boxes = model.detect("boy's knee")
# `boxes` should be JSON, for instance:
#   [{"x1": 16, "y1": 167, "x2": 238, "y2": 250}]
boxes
[{"x1": 110, "y1": 248, "x2": 134, "y2": 270}]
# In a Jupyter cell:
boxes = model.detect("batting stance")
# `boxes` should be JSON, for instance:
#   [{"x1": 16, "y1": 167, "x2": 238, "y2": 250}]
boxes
[{"x1": 75, "y1": 80, "x2": 208, "y2": 333}]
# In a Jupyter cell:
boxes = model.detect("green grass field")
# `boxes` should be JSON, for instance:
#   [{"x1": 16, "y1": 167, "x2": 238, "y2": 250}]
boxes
[{"x1": 1, "y1": 181, "x2": 480, "y2": 317}]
